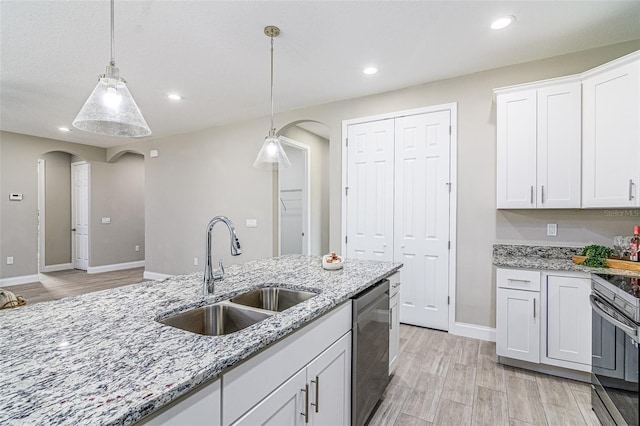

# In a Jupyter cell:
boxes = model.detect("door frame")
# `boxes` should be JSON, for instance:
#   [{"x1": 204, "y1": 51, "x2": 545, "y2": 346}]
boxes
[
  {"x1": 277, "y1": 136, "x2": 311, "y2": 256},
  {"x1": 341, "y1": 103, "x2": 458, "y2": 332},
  {"x1": 71, "y1": 161, "x2": 90, "y2": 270},
  {"x1": 37, "y1": 159, "x2": 46, "y2": 273}
]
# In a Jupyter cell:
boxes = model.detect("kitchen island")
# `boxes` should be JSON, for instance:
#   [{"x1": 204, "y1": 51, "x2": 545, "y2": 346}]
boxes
[{"x1": 0, "y1": 255, "x2": 401, "y2": 425}]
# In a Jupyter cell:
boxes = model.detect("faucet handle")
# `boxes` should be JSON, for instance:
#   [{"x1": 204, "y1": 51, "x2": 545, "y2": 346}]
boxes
[{"x1": 218, "y1": 259, "x2": 225, "y2": 276}]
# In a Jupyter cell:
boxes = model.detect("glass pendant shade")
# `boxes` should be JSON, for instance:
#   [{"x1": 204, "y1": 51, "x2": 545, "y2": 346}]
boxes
[
  {"x1": 253, "y1": 135, "x2": 291, "y2": 170},
  {"x1": 73, "y1": 66, "x2": 151, "y2": 137}
]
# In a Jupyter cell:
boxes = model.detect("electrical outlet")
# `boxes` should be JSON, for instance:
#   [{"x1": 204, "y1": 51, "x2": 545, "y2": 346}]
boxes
[
  {"x1": 6, "y1": 256, "x2": 14, "y2": 265},
  {"x1": 193, "y1": 257, "x2": 199, "y2": 266},
  {"x1": 101, "y1": 217, "x2": 111, "y2": 224},
  {"x1": 547, "y1": 224, "x2": 558, "y2": 237},
  {"x1": 246, "y1": 219, "x2": 257, "y2": 228},
  {"x1": 135, "y1": 245, "x2": 140, "y2": 252}
]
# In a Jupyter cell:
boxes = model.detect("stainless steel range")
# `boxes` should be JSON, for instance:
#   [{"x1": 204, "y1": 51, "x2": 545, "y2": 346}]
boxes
[{"x1": 590, "y1": 273, "x2": 640, "y2": 425}]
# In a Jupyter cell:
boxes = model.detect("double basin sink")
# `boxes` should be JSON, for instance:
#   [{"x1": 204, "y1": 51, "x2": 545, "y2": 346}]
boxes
[{"x1": 159, "y1": 287, "x2": 318, "y2": 336}]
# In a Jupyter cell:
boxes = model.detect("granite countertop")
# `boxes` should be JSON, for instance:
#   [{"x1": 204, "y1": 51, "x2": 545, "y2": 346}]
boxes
[
  {"x1": 0, "y1": 255, "x2": 402, "y2": 426},
  {"x1": 493, "y1": 244, "x2": 640, "y2": 278}
]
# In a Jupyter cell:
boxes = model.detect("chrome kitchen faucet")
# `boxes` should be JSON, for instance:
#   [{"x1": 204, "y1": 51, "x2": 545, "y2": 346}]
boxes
[{"x1": 204, "y1": 216, "x2": 242, "y2": 298}]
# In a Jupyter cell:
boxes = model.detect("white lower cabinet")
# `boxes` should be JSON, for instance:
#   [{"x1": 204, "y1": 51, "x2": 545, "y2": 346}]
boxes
[
  {"x1": 234, "y1": 333, "x2": 351, "y2": 426},
  {"x1": 496, "y1": 287, "x2": 540, "y2": 363},
  {"x1": 224, "y1": 302, "x2": 352, "y2": 426},
  {"x1": 389, "y1": 273, "x2": 401, "y2": 375},
  {"x1": 543, "y1": 273, "x2": 591, "y2": 370},
  {"x1": 496, "y1": 268, "x2": 592, "y2": 373}
]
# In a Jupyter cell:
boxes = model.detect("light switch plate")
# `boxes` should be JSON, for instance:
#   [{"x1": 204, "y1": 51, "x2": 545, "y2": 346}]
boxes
[
  {"x1": 246, "y1": 219, "x2": 257, "y2": 228},
  {"x1": 150, "y1": 149, "x2": 159, "y2": 158},
  {"x1": 101, "y1": 217, "x2": 111, "y2": 224},
  {"x1": 547, "y1": 224, "x2": 558, "y2": 237},
  {"x1": 6, "y1": 257, "x2": 14, "y2": 265}
]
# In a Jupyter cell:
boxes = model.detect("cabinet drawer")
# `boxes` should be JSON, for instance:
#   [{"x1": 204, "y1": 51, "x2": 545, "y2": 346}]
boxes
[
  {"x1": 497, "y1": 268, "x2": 541, "y2": 291},
  {"x1": 389, "y1": 272, "x2": 401, "y2": 298}
]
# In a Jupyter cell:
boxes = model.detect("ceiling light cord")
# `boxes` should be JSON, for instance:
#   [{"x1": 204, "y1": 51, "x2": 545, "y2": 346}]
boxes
[
  {"x1": 269, "y1": 35, "x2": 275, "y2": 136},
  {"x1": 110, "y1": 0, "x2": 115, "y2": 66}
]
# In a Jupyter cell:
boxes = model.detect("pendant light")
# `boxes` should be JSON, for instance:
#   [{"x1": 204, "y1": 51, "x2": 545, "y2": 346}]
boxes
[
  {"x1": 253, "y1": 26, "x2": 291, "y2": 170},
  {"x1": 73, "y1": 0, "x2": 151, "y2": 138}
]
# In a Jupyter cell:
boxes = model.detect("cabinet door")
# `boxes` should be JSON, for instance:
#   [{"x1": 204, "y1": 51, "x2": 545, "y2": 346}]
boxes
[
  {"x1": 537, "y1": 83, "x2": 582, "y2": 208},
  {"x1": 497, "y1": 288, "x2": 540, "y2": 363},
  {"x1": 233, "y1": 368, "x2": 307, "y2": 426},
  {"x1": 496, "y1": 90, "x2": 537, "y2": 208},
  {"x1": 546, "y1": 275, "x2": 591, "y2": 365},
  {"x1": 582, "y1": 61, "x2": 640, "y2": 208},
  {"x1": 307, "y1": 333, "x2": 351, "y2": 426},
  {"x1": 389, "y1": 292, "x2": 400, "y2": 374}
]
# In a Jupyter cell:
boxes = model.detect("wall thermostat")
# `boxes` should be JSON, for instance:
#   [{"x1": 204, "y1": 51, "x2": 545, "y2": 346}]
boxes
[{"x1": 9, "y1": 193, "x2": 23, "y2": 201}]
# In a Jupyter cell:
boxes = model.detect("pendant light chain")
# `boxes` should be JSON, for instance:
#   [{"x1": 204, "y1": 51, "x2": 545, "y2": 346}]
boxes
[{"x1": 110, "y1": 0, "x2": 116, "y2": 66}]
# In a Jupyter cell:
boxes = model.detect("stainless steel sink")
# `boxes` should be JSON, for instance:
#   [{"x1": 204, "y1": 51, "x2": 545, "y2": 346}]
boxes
[
  {"x1": 159, "y1": 303, "x2": 273, "y2": 336},
  {"x1": 230, "y1": 287, "x2": 318, "y2": 312}
]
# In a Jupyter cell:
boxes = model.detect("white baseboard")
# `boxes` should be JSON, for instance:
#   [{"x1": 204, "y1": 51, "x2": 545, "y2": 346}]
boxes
[
  {"x1": 143, "y1": 271, "x2": 173, "y2": 281},
  {"x1": 41, "y1": 263, "x2": 73, "y2": 273},
  {"x1": 0, "y1": 274, "x2": 40, "y2": 287},
  {"x1": 87, "y1": 260, "x2": 145, "y2": 274},
  {"x1": 450, "y1": 321, "x2": 496, "y2": 342}
]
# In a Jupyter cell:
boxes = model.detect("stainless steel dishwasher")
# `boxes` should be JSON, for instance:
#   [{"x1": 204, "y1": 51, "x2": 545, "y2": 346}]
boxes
[{"x1": 352, "y1": 279, "x2": 390, "y2": 426}]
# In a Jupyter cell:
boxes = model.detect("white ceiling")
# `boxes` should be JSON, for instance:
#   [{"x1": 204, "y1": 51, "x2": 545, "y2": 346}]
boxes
[{"x1": 2, "y1": 1, "x2": 640, "y2": 148}]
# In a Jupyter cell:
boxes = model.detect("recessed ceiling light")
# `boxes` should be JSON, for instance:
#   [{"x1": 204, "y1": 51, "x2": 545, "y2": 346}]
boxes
[
  {"x1": 58, "y1": 127, "x2": 71, "y2": 132},
  {"x1": 491, "y1": 16, "x2": 515, "y2": 30},
  {"x1": 363, "y1": 67, "x2": 378, "y2": 75},
  {"x1": 167, "y1": 94, "x2": 182, "y2": 101}
]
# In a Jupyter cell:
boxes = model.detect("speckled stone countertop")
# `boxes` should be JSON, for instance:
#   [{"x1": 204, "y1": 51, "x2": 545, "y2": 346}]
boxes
[
  {"x1": 0, "y1": 255, "x2": 402, "y2": 426},
  {"x1": 493, "y1": 244, "x2": 640, "y2": 277}
]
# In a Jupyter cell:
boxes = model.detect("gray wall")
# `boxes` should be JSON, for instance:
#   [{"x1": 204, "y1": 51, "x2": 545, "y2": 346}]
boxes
[
  {"x1": 41, "y1": 151, "x2": 71, "y2": 266},
  {"x1": 90, "y1": 153, "x2": 145, "y2": 267},
  {"x1": 280, "y1": 125, "x2": 330, "y2": 256},
  {"x1": 0, "y1": 131, "x2": 105, "y2": 279},
  {"x1": 109, "y1": 39, "x2": 640, "y2": 329}
]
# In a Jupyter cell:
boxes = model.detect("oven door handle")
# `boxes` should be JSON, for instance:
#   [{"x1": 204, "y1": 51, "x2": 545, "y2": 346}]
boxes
[{"x1": 590, "y1": 294, "x2": 639, "y2": 340}]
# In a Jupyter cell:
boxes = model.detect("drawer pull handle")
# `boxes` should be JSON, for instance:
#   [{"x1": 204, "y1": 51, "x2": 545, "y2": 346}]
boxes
[
  {"x1": 533, "y1": 298, "x2": 536, "y2": 319},
  {"x1": 310, "y1": 376, "x2": 319, "y2": 413},
  {"x1": 301, "y1": 384, "x2": 309, "y2": 423},
  {"x1": 630, "y1": 179, "x2": 635, "y2": 201},
  {"x1": 530, "y1": 186, "x2": 534, "y2": 204}
]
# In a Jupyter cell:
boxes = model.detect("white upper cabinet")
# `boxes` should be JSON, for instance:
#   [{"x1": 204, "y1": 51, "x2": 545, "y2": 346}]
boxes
[
  {"x1": 582, "y1": 59, "x2": 640, "y2": 208},
  {"x1": 537, "y1": 83, "x2": 582, "y2": 208},
  {"x1": 496, "y1": 90, "x2": 537, "y2": 208},
  {"x1": 496, "y1": 80, "x2": 582, "y2": 209}
]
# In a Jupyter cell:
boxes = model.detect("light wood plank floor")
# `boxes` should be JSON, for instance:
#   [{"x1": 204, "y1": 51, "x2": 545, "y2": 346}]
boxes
[
  {"x1": 6, "y1": 268, "x2": 147, "y2": 305},
  {"x1": 369, "y1": 324, "x2": 601, "y2": 426}
]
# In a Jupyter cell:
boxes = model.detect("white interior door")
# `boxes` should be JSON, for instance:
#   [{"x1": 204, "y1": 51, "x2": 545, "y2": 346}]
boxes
[
  {"x1": 345, "y1": 120, "x2": 395, "y2": 261},
  {"x1": 395, "y1": 111, "x2": 451, "y2": 330},
  {"x1": 279, "y1": 140, "x2": 310, "y2": 255},
  {"x1": 71, "y1": 162, "x2": 89, "y2": 270}
]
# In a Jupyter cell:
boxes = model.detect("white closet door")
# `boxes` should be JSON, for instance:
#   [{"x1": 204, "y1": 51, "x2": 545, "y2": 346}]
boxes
[
  {"x1": 72, "y1": 162, "x2": 89, "y2": 271},
  {"x1": 395, "y1": 111, "x2": 451, "y2": 330},
  {"x1": 346, "y1": 120, "x2": 395, "y2": 261}
]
